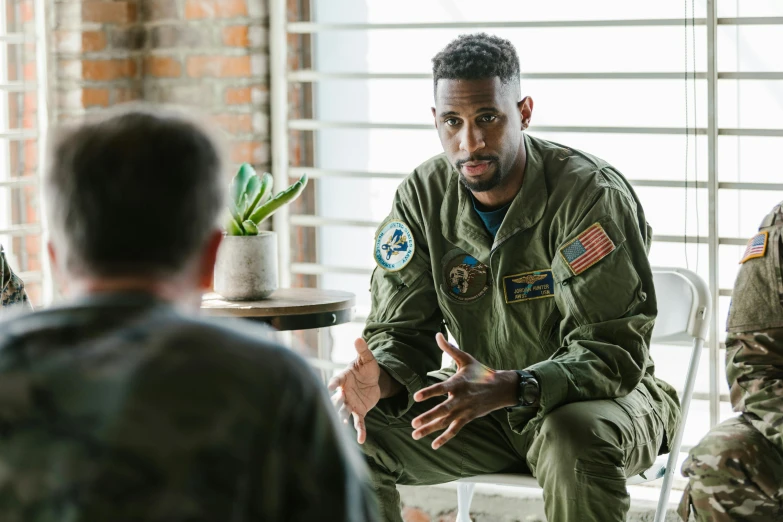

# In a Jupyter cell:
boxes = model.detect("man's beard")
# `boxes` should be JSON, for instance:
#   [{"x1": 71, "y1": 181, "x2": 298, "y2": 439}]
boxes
[{"x1": 456, "y1": 155, "x2": 504, "y2": 192}]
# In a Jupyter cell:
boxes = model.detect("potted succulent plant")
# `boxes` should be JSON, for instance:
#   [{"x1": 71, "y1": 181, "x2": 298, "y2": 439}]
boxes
[{"x1": 213, "y1": 163, "x2": 308, "y2": 300}]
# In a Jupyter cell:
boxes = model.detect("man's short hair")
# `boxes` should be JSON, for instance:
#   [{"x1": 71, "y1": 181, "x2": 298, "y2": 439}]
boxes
[
  {"x1": 45, "y1": 103, "x2": 226, "y2": 278},
  {"x1": 431, "y1": 33, "x2": 521, "y2": 98}
]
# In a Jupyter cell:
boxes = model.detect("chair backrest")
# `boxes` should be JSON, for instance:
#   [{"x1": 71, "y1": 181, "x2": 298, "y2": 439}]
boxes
[{"x1": 650, "y1": 267, "x2": 711, "y2": 345}]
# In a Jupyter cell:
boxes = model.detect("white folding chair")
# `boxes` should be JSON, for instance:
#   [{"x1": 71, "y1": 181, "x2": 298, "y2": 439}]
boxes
[{"x1": 455, "y1": 267, "x2": 711, "y2": 522}]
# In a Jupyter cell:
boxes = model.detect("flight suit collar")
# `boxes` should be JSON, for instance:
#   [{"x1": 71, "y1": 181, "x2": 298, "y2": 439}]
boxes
[{"x1": 440, "y1": 134, "x2": 548, "y2": 263}]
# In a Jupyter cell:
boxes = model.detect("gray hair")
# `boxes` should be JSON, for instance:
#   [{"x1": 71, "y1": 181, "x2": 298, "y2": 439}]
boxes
[{"x1": 45, "y1": 103, "x2": 226, "y2": 278}]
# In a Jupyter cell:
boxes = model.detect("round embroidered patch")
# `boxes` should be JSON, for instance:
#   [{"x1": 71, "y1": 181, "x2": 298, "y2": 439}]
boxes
[
  {"x1": 374, "y1": 220, "x2": 415, "y2": 271},
  {"x1": 442, "y1": 250, "x2": 489, "y2": 302}
]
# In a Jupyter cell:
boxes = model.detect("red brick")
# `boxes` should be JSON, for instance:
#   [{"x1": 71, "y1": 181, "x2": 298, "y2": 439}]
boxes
[
  {"x1": 82, "y1": 59, "x2": 137, "y2": 81},
  {"x1": 19, "y1": 0, "x2": 35, "y2": 22},
  {"x1": 150, "y1": 25, "x2": 208, "y2": 48},
  {"x1": 82, "y1": 2, "x2": 137, "y2": 24},
  {"x1": 82, "y1": 31, "x2": 107, "y2": 52},
  {"x1": 225, "y1": 86, "x2": 252, "y2": 105},
  {"x1": 223, "y1": 26, "x2": 249, "y2": 47},
  {"x1": 113, "y1": 87, "x2": 142, "y2": 103},
  {"x1": 141, "y1": 0, "x2": 179, "y2": 21},
  {"x1": 23, "y1": 92, "x2": 37, "y2": 113},
  {"x1": 185, "y1": 0, "x2": 247, "y2": 19},
  {"x1": 212, "y1": 113, "x2": 252, "y2": 134},
  {"x1": 23, "y1": 140, "x2": 37, "y2": 170},
  {"x1": 82, "y1": 88, "x2": 110, "y2": 108},
  {"x1": 230, "y1": 141, "x2": 264, "y2": 164},
  {"x1": 187, "y1": 55, "x2": 250, "y2": 78},
  {"x1": 23, "y1": 62, "x2": 36, "y2": 81},
  {"x1": 144, "y1": 56, "x2": 182, "y2": 78}
]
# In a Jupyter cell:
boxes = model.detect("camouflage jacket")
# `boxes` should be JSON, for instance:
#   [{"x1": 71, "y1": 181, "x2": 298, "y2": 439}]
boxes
[
  {"x1": 726, "y1": 202, "x2": 783, "y2": 454},
  {"x1": 0, "y1": 292, "x2": 378, "y2": 522},
  {"x1": 0, "y1": 244, "x2": 31, "y2": 310}
]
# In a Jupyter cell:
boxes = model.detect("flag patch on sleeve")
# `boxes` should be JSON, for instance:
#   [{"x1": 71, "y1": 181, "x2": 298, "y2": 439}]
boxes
[
  {"x1": 740, "y1": 231, "x2": 768, "y2": 264},
  {"x1": 560, "y1": 223, "x2": 616, "y2": 276}
]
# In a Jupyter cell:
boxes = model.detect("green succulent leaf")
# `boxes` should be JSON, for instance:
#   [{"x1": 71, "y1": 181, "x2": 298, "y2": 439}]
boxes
[
  {"x1": 243, "y1": 172, "x2": 273, "y2": 220},
  {"x1": 229, "y1": 163, "x2": 255, "y2": 205},
  {"x1": 242, "y1": 220, "x2": 259, "y2": 235},
  {"x1": 238, "y1": 193, "x2": 249, "y2": 217},
  {"x1": 226, "y1": 217, "x2": 244, "y2": 236},
  {"x1": 249, "y1": 173, "x2": 308, "y2": 225}
]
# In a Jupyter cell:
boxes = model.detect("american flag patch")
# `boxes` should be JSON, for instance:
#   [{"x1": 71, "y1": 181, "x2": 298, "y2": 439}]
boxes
[
  {"x1": 740, "y1": 231, "x2": 768, "y2": 264},
  {"x1": 560, "y1": 223, "x2": 616, "y2": 275}
]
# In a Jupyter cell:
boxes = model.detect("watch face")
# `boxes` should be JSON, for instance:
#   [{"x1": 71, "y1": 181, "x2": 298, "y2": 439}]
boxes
[{"x1": 522, "y1": 378, "x2": 539, "y2": 405}]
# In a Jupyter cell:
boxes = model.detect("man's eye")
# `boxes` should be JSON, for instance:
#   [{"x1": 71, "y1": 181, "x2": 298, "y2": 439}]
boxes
[
  {"x1": 479, "y1": 114, "x2": 497, "y2": 123},
  {"x1": 445, "y1": 118, "x2": 460, "y2": 126}
]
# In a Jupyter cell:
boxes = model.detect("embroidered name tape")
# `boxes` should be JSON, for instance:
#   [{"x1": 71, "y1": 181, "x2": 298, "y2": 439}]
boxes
[
  {"x1": 374, "y1": 220, "x2": 415, "y2": 271},
  {"x1": 740, "y1": 231, "x2": 768, "y2": 264},
  {"x1": 560, "y1": 223, "x2": 616, "y2": 276},
  {"x1": 503, "y1": 270, "x2": 554, "y2": 304}
]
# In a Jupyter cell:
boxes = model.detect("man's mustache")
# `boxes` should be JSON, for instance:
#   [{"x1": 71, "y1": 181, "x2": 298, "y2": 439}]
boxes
[{"x1": 456, "y1": 155, "x2": 499, "y2": 169}]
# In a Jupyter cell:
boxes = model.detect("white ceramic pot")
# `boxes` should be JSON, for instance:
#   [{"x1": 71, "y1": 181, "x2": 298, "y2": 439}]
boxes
[{"x1": 214, "y1": 231, "x2": 278, "y2": 300}]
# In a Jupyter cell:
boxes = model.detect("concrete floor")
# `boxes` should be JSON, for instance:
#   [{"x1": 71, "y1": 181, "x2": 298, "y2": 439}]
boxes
[{"x1": 398, "y1": 482, "x2": 684, "y2": 522}]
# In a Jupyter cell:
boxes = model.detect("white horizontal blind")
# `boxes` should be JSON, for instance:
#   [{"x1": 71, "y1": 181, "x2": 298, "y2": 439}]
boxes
[{"x1": 0, "y1": 0, "x2": 50, "y2": 306}]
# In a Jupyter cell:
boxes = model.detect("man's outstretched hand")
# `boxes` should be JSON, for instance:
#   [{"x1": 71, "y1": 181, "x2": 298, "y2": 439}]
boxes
[
  {"x1": 411, "y1": 333, "x2": 519, "y2": 450},
  {"x1": 328, "y1": 338, "x2": 381, "y2": 444}
]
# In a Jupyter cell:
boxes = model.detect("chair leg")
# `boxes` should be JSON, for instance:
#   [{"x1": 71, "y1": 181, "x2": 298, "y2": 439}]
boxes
[{"x1": 456, "y1": 482, "x2": 476, "y2": 522}]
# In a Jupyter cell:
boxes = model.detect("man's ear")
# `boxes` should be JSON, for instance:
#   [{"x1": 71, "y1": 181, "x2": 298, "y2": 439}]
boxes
[
  {"x1": 47, "y1": 241, "x2": 57, "y2": 269},
  {"x1": 198, "y1": 229, "x2": 223, "y2": 290},
  {"x1": 431, "y1": 106, "x2": 438, "y2": 130},
  {"x1": 519, "y1": 96, "x2": 534, "y2": 130}
]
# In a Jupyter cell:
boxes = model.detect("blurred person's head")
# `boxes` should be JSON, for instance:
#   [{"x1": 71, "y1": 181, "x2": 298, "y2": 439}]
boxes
[
  {"x1": 44, "y1": 103, "x2": 226, "y2": 305},
  {"x1": 431, "y1": 33, "x2": 533, "y2": 196}
]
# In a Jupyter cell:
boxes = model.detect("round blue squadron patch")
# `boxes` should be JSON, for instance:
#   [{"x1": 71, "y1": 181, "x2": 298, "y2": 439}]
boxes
[
  {"x1": 442, "y1": 249, "x2": 489, "y2": 302},
  {"x1": 374, "y1": 220, "x2": 415, "y2": 271}
]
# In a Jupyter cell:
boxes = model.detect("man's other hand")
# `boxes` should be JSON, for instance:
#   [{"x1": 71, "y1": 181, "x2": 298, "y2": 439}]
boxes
[{"x1": 328, "y1": 338, "x2": 381, "y2": 444}]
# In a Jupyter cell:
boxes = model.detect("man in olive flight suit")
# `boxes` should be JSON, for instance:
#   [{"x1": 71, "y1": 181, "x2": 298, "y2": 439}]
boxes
[
  {"x1": 0, "y1": 244, "x2": 32, "y2": 311},
  {"x1": 679, "y1": 202, "x2": 783, "y2": 521},
  {"x1": 330, "y1": 34, "x2": 680, "y2": 522}
]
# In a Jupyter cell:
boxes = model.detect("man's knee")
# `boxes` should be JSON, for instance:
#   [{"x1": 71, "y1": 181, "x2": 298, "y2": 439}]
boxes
[
  {"x1": 682, "y1": 417, "x2": 783, "y2": 496},
  {"x1": 530, "y1": 401, "x2": 626, "y2": 480}
]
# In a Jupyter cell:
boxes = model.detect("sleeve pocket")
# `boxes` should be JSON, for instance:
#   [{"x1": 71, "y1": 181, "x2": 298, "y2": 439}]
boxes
[{"x1": 552, "y1": 216, "x2": 644, "y2": 325}]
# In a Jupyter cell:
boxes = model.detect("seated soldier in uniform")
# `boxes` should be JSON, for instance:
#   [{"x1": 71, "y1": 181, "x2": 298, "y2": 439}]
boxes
[
  {"x1": 679, "y1": 202, "x2": 783, "y2": 522},
  {"x1": 329, "y1": 33, "x2": 680, "y2": 522},
  {"x1": 1, "y1": 244, "x2": 32, "y2": 311},
  {"x1": 0, "y1": 104, "x2": 377, "y2": 522}
]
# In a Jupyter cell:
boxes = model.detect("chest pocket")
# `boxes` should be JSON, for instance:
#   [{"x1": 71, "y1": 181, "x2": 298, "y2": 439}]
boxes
[
  {"x1": 551, "y1": 216, "x2": 644, "y2": 326},
  {"x1": 728, "y1": 227, "x2": 783, "y2": 333}
]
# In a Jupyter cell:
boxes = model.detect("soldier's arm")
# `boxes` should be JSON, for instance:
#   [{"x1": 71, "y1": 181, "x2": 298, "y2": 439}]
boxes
[
  {"x1": 282, "y1": 361, "x2": 380, "y2": 522},
  {"x1": 526, "y1": 182, "x2": 655, "y2": 415},
  {"x1": 363, "y1": 189, "x2": 445, "y2": 418},
  {"x1": 0, "y1": 246, "x2": 32, "y2": 310},
  {"x1": 726, "y1": 329, "x2": 783, "y2": 450}
]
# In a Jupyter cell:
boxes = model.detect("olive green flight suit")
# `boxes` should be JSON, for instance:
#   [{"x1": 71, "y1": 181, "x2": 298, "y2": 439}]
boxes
[
  {"x1": 679, "y1": 203, "x2": 783, "y2": 521},
  {"x1": 361, "y1": 134, "x2": 679, "y2": 521}
]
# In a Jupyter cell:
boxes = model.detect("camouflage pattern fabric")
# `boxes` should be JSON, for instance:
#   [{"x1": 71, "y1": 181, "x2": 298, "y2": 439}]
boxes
[
  {"x1": 0, "y1": 292, "x2": 378, "y2": 522},
  {"x1": 679, "y1": 202, "x2": 783, "y2": 521},
  {"x1": 0, "y1": 244, "x2": 32, "y2": 311}
]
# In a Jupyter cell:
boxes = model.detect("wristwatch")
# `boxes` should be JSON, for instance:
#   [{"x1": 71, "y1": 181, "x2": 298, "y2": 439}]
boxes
[{"x1": 514, "y1": 370, "x2": 540, "y2": 407}]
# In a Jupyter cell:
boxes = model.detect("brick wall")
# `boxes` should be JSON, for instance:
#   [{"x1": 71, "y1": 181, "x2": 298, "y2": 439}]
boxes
[
  {"x1": 5, "y1": 0, "x2": 317, "y2": 307},
  {"x1": 50, "y1": 0, "x2": 271, "y2": 175}
]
